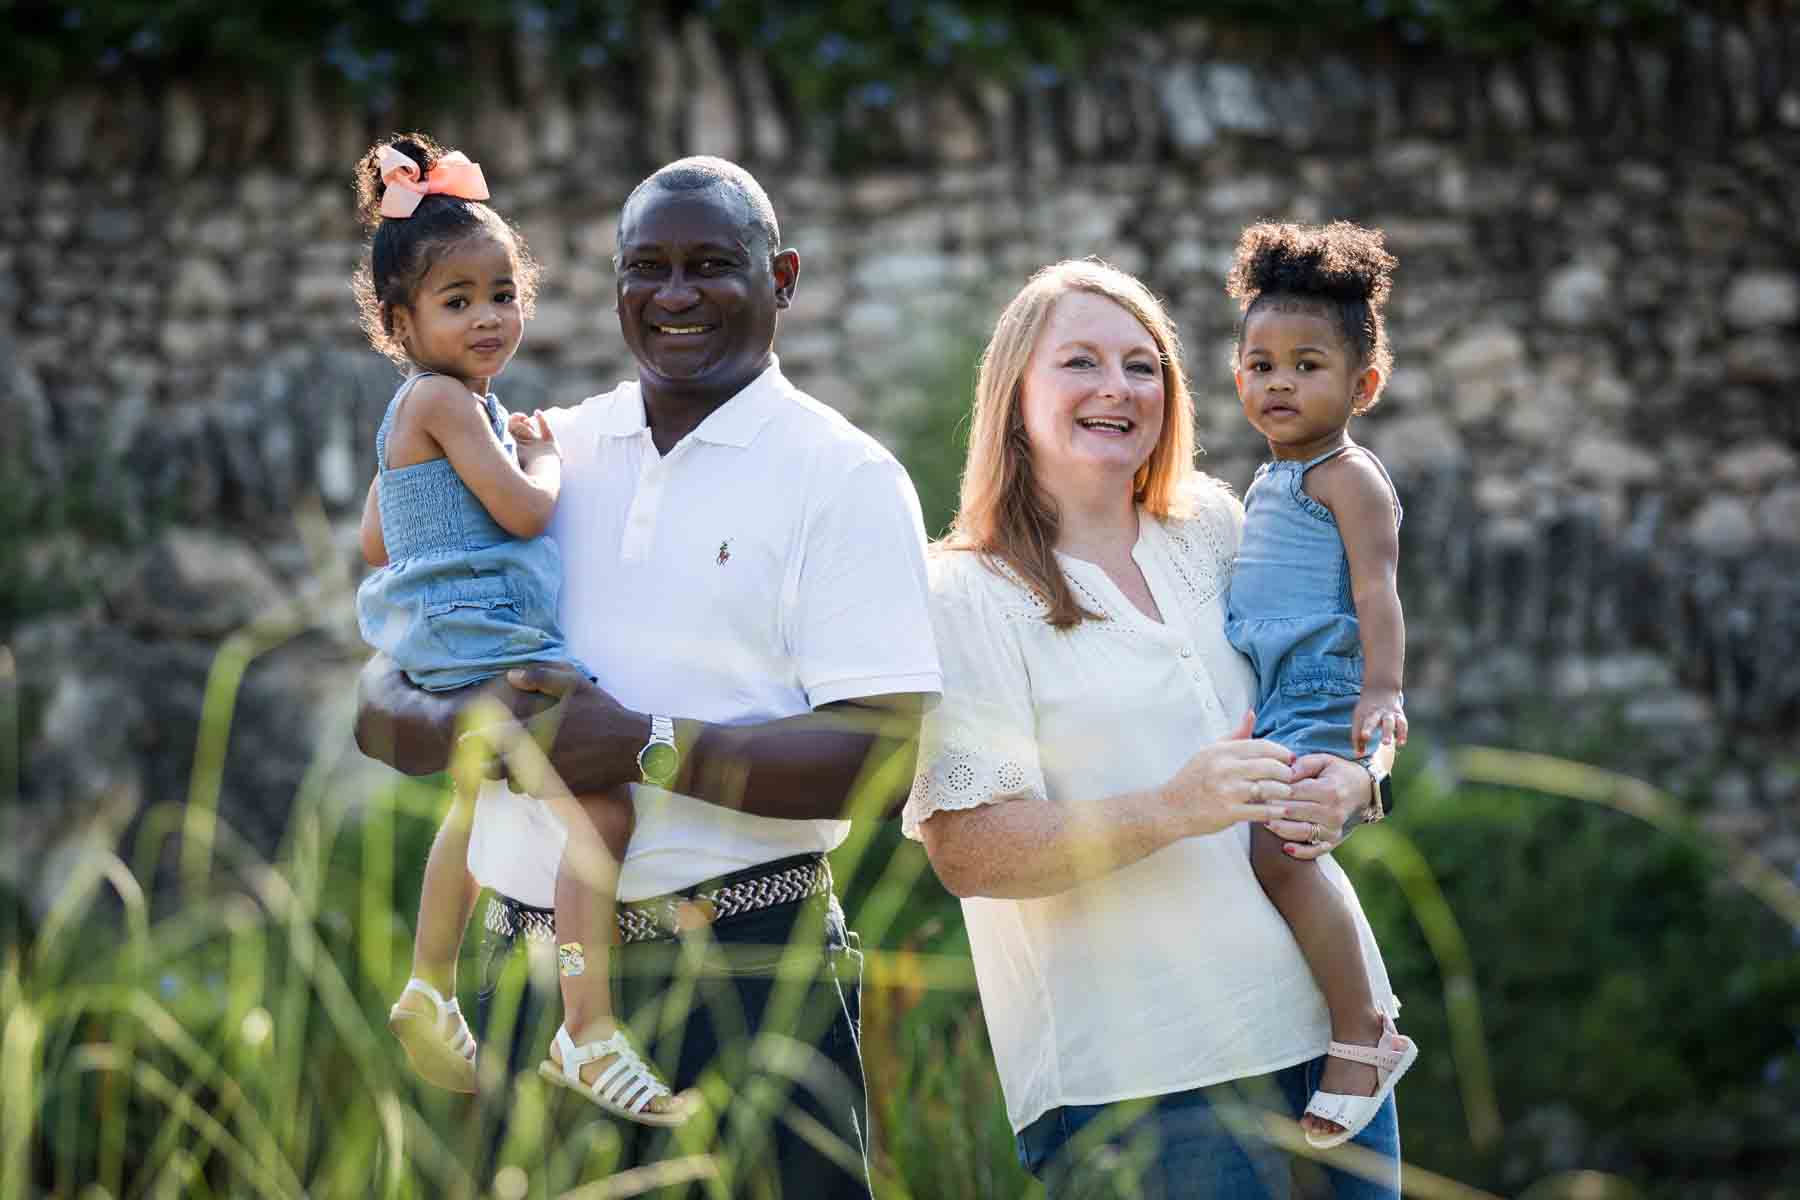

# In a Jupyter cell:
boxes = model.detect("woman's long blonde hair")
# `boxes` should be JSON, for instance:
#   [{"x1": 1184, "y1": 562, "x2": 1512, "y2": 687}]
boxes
[{"x1": 944, "y1": 259, "x2": 1197, "y2": 628}]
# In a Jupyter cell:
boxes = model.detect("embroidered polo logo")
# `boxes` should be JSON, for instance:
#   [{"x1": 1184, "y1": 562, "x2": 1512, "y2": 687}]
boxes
[{"x1": 717, "y1": 539, "x2": 731, "y2": 565}]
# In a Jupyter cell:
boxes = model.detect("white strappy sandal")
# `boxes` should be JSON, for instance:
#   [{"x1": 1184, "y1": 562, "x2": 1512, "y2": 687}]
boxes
[
  {"x1": 1302, "y1": 1015, "x2": 1418, "y2": 1149},
  {"x1": 387, "y1": 978, "x2": 477, "y2": 1093},
  {"x1": 538, "y1": 1025, "x2": 696, "y2": 1127}
]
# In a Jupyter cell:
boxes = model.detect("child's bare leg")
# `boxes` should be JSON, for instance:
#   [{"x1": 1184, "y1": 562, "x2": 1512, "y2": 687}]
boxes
[
  {"x1": 406, "y1": 672, "x2": 556, "y2": 994},
  {"x1": 1250, "y1": 823, "x2": 1385, "y2": 1136},
  {"x1": 389, "y1": 781, "x2": 481, "y2": 1091},
  {"x1": 550, "y1": 786, "x2": 630, "y2": 1040},
  {"x1": 406, "y1": 781, "x2": 480, "y2": 995},
  {"x1": 542, "y1": 785, "x2": 679, "y2": 1114}
]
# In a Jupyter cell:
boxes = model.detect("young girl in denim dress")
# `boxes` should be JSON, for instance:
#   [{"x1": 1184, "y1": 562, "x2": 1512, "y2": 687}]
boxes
[
  {"x1": 353, "y1": 132, "x2": 690, "y2": 1125},
  {"x1": 1224, "y1": 221, "x2": 1419, "y2": 1149}
]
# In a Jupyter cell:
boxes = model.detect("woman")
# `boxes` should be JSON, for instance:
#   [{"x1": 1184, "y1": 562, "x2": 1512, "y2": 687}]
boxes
[{"x1": 905, "y1": 260, "x2": 1401, "y2": 1198}]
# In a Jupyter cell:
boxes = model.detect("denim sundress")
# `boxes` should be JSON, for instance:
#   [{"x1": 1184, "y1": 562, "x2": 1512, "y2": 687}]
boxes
[
  {"x1": 1224, "y1": 444, "x2": 1403, "y2": 760},
  {"x1": 355, "y1": 372, "x2": 578, "y2": 691}
]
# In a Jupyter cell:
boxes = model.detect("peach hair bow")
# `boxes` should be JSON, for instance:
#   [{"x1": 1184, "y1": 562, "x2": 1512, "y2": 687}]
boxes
[{"x1": 378, "y1": 146, "x2": 490, "y2": 218}]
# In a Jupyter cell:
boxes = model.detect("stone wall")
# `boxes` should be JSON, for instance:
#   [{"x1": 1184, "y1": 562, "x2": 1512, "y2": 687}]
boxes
[{"x1": 4, "y1": 12, "x2": 1799, "y2": 908}]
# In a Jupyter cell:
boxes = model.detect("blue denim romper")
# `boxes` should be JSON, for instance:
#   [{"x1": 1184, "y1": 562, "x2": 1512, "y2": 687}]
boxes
[
  {"x1": 1225, "y1": 444, "x2": 1402, "y2": 759},
  {"x1": 355, "y1": 373, "x2": 580, "y2": 691}
]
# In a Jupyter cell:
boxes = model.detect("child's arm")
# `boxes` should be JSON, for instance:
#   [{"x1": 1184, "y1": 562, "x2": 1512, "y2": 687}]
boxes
[
  {"x1": 1308, "y1": 450, "x2": 1407, "y2": 757},
  {"x1": 506, "y1": 410, "x2": 561, "y2": 505},
  {"x1": 409, "y1": 377, "x2": 560, "y2": 538},
  {"x1": 360, "y1": 477, "x2": 389, "y2": 567}
]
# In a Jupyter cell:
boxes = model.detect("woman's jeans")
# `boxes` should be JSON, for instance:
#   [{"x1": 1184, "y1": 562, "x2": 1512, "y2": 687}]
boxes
[{"x1": 1016, "y1": 1056, "x2": 1400, "y2": 1199}]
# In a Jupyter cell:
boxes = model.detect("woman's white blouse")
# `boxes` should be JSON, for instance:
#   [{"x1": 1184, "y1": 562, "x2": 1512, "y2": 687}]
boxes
[{"x1": 904, "y1": 478, "x2": 1397, "y2": 1133}]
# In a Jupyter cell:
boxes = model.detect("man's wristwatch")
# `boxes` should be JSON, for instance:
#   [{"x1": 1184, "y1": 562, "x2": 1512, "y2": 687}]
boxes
[{"x1": 637, "y1": 715, "x2": 679, "y2": 787}]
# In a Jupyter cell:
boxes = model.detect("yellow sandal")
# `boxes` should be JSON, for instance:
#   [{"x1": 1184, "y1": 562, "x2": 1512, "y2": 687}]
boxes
[{"x1": 387, "y1": 979, "x2": 477, "y2": 1093}]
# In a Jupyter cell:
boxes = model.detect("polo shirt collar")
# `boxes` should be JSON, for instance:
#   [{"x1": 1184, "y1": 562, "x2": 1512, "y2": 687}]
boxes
[{"x1": 591, "y1": 357, "x2": 787, "y2": 448}]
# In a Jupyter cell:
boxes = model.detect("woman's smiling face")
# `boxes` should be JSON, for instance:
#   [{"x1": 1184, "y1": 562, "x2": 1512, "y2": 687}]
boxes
[{"x1": 1018, "y1": 290, "x2": 1167, "y2": 489}]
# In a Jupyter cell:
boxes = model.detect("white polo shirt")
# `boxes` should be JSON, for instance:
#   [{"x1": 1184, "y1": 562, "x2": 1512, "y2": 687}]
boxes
[{"x1": 465, "y1": 358, "x2": 942, "y2": 905}]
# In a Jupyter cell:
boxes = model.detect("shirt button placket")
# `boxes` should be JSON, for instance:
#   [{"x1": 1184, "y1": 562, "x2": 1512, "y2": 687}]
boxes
[
  {"x1": 1180, "y1": 645, "x2": 1221, "y2": 714},
  {"x1": 621, "y1": 436, "x2": 666, "y2": 564}
]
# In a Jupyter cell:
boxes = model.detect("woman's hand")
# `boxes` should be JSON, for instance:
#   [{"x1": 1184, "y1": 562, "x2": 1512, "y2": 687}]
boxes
[
  {"x1": 1160, "y1": 710, "x2": 1294, "y2": 838},
  {"x1": 1273, "y1": 752, "x2": 1379, "y2": 860},
  {"x1": 920, "y1": 709, "x2": 1292, "y2": 901}
]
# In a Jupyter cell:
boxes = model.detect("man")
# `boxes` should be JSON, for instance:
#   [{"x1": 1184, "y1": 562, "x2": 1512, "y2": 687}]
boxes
[{"x1": 355, "y1": 157, "x2": 941, "y2": 1197}]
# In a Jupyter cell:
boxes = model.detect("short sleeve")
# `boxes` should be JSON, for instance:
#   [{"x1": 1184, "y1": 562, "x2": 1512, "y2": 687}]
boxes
[
  {"x1": 902, "y1": 558, "x2": 1048, "y2": 840},
  {"x1": 793, "y1": 456, "x2": 943, "y2": 708}
]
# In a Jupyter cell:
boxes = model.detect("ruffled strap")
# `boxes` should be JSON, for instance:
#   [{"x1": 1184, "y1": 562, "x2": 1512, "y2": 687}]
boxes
[{"x1": 376, "y1": 372, "x2": 442, "y2": 473}]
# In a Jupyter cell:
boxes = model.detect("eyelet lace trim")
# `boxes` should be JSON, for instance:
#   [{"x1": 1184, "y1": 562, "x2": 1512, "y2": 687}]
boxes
[
  {"x1": 1158, "y1": 502, "x2": 1235, "y2": 611},
  {"x1": 971, "y1": 511, "x2": 1236, "y2": 631},
  {"x1": 979, "y1": 556, "x2": 1057, "y2": 622},
  {"x1": 1066, "y1": 571, "x2": 1110, "y2": 619},
  {"x1": 986, "y1": 556, "x2": 1151, "y2": 634},
  {"x1": 903, "y1": 740, "x2": 1045, "y2": 838}
]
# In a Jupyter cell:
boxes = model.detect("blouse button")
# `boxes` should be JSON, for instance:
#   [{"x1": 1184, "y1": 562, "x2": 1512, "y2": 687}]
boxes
[{"x1": 1179, "y1": 646, "x2": 1194, "y2": 658}]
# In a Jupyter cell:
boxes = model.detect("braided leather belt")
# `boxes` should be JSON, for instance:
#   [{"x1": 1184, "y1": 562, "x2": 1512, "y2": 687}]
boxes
[{"x1": 483, "y1": 854, "x2": 833, "y2": 946}]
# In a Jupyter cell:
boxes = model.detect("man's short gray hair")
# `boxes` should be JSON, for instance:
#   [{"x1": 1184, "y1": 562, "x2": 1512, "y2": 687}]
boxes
[{"x1": 620, "y1": 156, "x2": 781, "y2": 257}]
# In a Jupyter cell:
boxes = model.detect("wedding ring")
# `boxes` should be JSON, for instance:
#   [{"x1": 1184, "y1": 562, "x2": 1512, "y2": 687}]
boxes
[{"x1": 1309, "y1": 822, "x2": 1325, "y2": 845}]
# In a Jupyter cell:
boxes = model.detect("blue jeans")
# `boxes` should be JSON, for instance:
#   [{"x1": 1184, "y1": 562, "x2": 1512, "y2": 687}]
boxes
[{"x1": 1016, "y1": 1056, "x2": 1400, "y2": 1199}]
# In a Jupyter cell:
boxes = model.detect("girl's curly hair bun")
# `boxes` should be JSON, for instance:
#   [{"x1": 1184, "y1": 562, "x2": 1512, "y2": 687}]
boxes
[
  {"x1": 354, "y1": 132, "x2": 446, "y2": 230},
  {"x1": 1226, "y1": 221, "x2": 1397, "y2": 410},
  {"x1": 1226, "y1": 221, "x2": 1395, "y2": 309}
]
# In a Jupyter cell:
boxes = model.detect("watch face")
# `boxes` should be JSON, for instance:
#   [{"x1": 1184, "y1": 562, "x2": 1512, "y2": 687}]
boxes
[{"x1": 639, "y1": 741, "x2": 679, "y2": 785}]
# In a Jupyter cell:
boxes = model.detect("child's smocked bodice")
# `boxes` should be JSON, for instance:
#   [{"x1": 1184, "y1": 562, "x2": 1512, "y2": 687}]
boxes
[
  {"x1": 1224, "y1": 444, "x2": 1401, "y2": 759},
  {"x1": 355, "y1": 373, "x2": 573, "y2": 691},
  {"x1": 374, "y1": 384, "x2": 519, "y2": 562}
]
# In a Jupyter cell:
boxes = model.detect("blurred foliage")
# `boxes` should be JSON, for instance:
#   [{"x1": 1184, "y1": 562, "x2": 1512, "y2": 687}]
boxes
[
  {"x1": 4, "y1": 0, "x2": 1698, "y2": 111},
  {"x1": 0, "y1": 450, "x2": 162, "y2": 633},
  {"x1": 1338, "y1": 753, "x2": 1800, "y2": 1197},
  {"x1": 15, "y1": 721, "x2": 1798, "y2": 1195},
  {"x1": 8, "y1": 423, "x2": 1799, "y2": 1195},
  {"x1": 883, "y1": 322, "x2": 986, "y2": 541}
]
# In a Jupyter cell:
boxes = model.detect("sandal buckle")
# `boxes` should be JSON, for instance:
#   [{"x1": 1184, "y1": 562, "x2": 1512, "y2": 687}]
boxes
[{"x1": 674, "y1": 897, "x2": 717, "y2": 932}]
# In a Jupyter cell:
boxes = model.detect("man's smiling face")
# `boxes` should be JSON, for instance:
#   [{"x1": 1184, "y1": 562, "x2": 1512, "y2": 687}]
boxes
[{"x1": 613, "y1": 184, "x2": 796, "y2": 401}]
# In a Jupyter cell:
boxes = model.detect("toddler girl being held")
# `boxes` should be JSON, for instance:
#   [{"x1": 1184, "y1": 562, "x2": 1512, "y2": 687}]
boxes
[
  {"x1": 353, "y1": 132, "x2": 690, "y2": 1125},
  {"x1": 1224, "y1": 221, "x2": 1418, "y2": 1150}
]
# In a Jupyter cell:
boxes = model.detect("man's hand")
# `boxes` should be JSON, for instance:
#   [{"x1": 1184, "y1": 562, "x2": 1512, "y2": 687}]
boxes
[
  {"x1": 466, "y1": 666, "x2": 930, "y2": 822},
  {"x1": 477, "y1": 664, "x2": 648, "y2": 797},
  {"x1": 505, "y1": 661, "x2": 590, "y2": 716}
]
